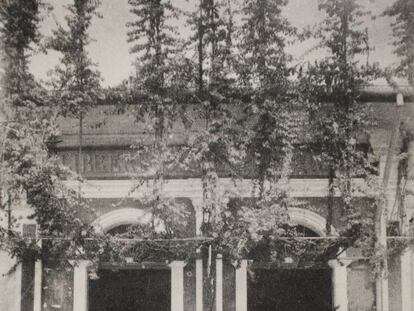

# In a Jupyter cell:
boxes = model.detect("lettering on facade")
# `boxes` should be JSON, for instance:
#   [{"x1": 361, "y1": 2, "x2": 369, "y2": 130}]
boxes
[
  {"x1": 60, "y1": 150, "x2": 141, "y2": 177},
  {"x1": 58, "y1": 149, "x2": 329, "y2": 178}
]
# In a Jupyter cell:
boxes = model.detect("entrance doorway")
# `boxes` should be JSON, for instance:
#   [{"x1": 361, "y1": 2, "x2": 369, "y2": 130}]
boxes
[
  {"x1": 248, "y1": 268, "x2": 332, "y2": 311},
  {"x1": 89, "y1": 269, "x2": 171, "y2": 311}
]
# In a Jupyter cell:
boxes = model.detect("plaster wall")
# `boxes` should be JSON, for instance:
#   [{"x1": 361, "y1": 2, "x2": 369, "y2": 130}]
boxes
[
  {"x1": 0, "y1": 251, "x2": 20, "y2": 311},
  {"x1": 347, "y1": 263, "x2": 375, "y2": 311},
  {"x1": 388, "y1": 256, "x2": 403, "y2": 311}
]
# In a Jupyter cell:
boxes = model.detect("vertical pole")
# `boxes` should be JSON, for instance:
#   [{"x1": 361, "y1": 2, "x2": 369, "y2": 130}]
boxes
[
  {"x1": 34, "y1": 230, "x2": 42, "y2": 311},
  {"x1": 375, "y1": 93, "x2": 404, "y2": 311},
  {"x1": 216, "y1": 254, "x2": 223, "y2": 311},
  {"x1": 78, "y1": 113, "x2": 83, "y2": 176},
  {"x1": 400, "y1": 93, "x2": 413, "y2": 311},
  {"x1": 78, "y1": 113, "x2": 83, "y2": 197}
]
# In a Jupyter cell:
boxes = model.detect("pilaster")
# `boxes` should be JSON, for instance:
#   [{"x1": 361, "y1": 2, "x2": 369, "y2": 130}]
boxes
[
  {"x1": 234, "y1": 260, "x2": 248, "y2": 311},
  {"x1": 328, "y1": 259, "x2": 351, "y2": 311},
  {"x1": 400, "y1": 248, "x2": 412, "y2": 311},
  {"x1": 169, "y1": 261, "x2": 186, "y2": 311},
  {"x1": 33, "y1": 260, "x2": 42, "y2": 311},
  {"x1": 69, "y1": 260, "x2": 92, "y2": 311},
  {"x1": 196, "y1": 249, "x2": 203, "y2": 311}
]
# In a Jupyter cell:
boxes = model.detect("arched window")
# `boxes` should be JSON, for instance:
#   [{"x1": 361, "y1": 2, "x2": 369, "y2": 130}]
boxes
[{"x1": 286, "y1": 225, "x2": 319, "y2": 237}]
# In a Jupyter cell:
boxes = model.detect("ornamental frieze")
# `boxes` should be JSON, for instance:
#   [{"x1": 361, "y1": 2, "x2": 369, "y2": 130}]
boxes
[{"x1": 57, "y1": 148, "x2": 332, "y2": 179}]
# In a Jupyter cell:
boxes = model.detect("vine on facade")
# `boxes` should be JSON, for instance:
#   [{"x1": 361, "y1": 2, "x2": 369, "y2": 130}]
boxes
[{"x1": 1, "y1": 0, "x2": 412, "y2": 285}]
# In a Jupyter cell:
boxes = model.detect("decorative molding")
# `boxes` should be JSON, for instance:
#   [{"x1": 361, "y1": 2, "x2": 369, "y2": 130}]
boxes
[
  {"x1": 60, "y1": 149, "x2": 144, "y2": 177},
  {"x1": 57, "y1": 148, "x2": 346, "y2": 179},
  {"x1": 91, "y1": 208, "x2": 152, "y2": 233},
  {"x1": 288, "y1": 207, "x2": 337, "y2": 236},
  {"x1": 64, "y1": 177, "x2": 383, "y2": 199}
]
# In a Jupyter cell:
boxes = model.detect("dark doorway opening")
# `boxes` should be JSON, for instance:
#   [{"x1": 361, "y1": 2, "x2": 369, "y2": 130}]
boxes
[
  {"x1": 89, "y1": 269, "x2": 171, "y2": 311},
  {"x1": 248, "y1": 268, "x2": 332, "y2": 311}
]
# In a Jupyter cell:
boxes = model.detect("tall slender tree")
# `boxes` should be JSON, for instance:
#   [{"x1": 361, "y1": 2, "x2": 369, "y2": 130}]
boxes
[
  {"x1": 180, "y1": 1, "x2": 244, "y2": 247},
  {"x1": 0, "y1": 0, "x2": 44, "y2": 241},
  {"x1": 384, "y1": 0, "x2": 414, "y2": 88},
  {"x1": 126, "y1": 0, "x2": 189, "y2": 237},
  {"x1": 47, "y1": 0, "x2": 102, "y2": 117},
  {"x1": 0, "y1": 0, "x2": 95, "y2": 263},
  {"x1": 182, "y1": 3, "x2": 240, "y2": 309},
  {"x1": 299, "y1": 0, "x2": 379, "y2": 251},
  {"x1": 47, "y1": 0, "x2": 102, "y2": 183},
  {"x1": 0, "y1": 0, "x2": 41, "y2": 104},
  {"x1": 235, "y1": 0, "x2": 297, "y2": 223}
]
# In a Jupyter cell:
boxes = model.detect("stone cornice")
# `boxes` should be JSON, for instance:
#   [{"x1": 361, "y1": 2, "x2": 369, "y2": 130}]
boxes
[{"x1": 63, "y1": 177, "x2": 393, "y2": 199}]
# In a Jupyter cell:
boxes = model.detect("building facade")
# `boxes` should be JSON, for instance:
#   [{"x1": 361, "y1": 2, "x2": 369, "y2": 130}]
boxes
[{"x1": 1, "y1": 89, "x2": 414, "y2": 311}]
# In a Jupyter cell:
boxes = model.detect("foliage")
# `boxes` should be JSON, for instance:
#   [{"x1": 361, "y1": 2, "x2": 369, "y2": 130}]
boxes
[
  {"x1": 0, "y1": 0, "x2": 102, "y2": 266},
  {"x1": 298, "y1": 0, "x2": 381, "y2": 267},
  {"x1": 183, "y1": 0, "x2": 242, "y2": 239},
  {"x1": 0, "y1": 0, "x2": 396, "y2": 282},
  {"x1": 383, "y1": 0, "x2": 414, "y2": 267},
  {"x1": 123, "y1": 0, "x2": 192, "y2": 241},
  {"x1": 55, "y1": 0, "x2": 381, "y2": 271},
  {"x1": 235, "y1": 0, "x2": 295, "y2": 88},
  {"x1": 0, "y1": 0, "x2": 41, "y2": 102},
  {"x1": 225, "y1": 0, "x2": 299, "y2": 255},
  {"x1": 46, "y1": 0, "x2": 102, "y2": 117},
  {"x1": 384, "y1": 0, "x2": 414, "y2": 88}
]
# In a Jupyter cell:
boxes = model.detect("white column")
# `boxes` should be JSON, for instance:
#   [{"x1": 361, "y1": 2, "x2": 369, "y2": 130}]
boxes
[
  {"x1": 235, "y1": 260, "x2": 248, "y2": 311},
  {"x1": 401, "y1": 248, "x2": 413, "y2": 311},
  {"x1": 170, "y1": 261, "x2": 186, "y2": 311},
  {"x1": 33, "y1": 260, "x2": 42, "y2": 311},
  {"x1": 376, "y1": 276, "x2": 389, "y2": 311},
  {"x1": 216, "y1": 254, "x2": 223, "y2": 311},
  {"x1": 69, "y1": 260, "x2": 92, "y2": 311},
  {"x1": 328, "y1": 259, "x2": 350, "y2": 311},
  {"x1": 196, "y1": 251, "x2": 203, "y2": 311}
]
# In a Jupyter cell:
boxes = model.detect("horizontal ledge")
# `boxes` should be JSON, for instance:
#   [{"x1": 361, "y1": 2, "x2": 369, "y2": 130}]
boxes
[{"x1": 63, "y1": 178, "x2": 385, "y2": 198}]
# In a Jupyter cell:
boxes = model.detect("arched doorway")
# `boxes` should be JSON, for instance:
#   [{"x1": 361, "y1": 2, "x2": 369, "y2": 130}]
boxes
[
  {"x1": 235, "y1": 208, "x2": 348, "y2": 311},
  {"x1": 247, "y1": 225, "x2": 332, "y2": 311},
  {"x1": 87, "y1": 208, "x2": 184, "y2": 311},
  {"x1": 89, "y1": 266, "x2": 171, "y2": 311}
]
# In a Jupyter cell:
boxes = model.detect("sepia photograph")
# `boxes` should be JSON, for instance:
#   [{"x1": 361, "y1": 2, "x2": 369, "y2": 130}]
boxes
[{"x1": 0, "y1": 0, "x2": 413, "y2": 310}]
